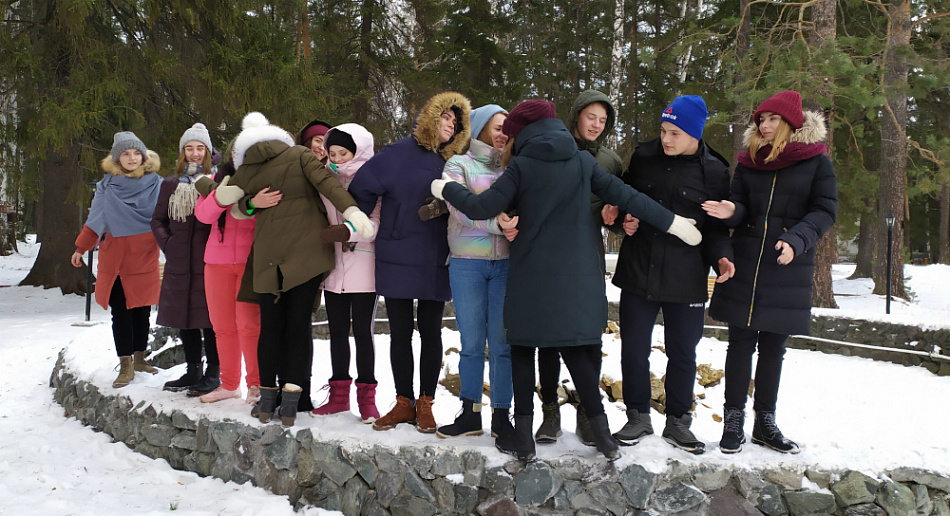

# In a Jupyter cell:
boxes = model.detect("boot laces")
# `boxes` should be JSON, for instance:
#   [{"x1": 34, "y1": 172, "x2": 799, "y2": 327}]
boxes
[
  {"x1": 723, "y1": 409, "x2": 743, "y2": 434},
  {"x1": 761, "y1": 412, "x2": 785, "y2": 439}
]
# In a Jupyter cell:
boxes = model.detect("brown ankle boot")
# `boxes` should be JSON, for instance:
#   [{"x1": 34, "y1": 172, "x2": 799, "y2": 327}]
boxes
[
  {"x1": 415, "y1": 395, "x2": 436, "y2": 433},
  {"x1": 372, "y1": 396, "x2": 416, "y2": 431},
  {"x1": 113, "y1": 356, "x2": 135, "y2": 388},
  {"x1": 132, "y1": 351, "x2": 158, "y2": 374}
]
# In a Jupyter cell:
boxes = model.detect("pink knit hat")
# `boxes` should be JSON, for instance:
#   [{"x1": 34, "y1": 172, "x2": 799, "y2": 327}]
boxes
[
  {"x1": 753, "y1": 90, "x2": 804, "y2": 129},
  {"x1": 502, "y1": 100, "x2": 557, "y2": 141}
]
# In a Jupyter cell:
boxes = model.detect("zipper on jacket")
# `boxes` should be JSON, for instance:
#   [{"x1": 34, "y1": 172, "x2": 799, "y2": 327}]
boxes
[{"x1": 747, "y1": 173, "x2": 778, "y2": 326}]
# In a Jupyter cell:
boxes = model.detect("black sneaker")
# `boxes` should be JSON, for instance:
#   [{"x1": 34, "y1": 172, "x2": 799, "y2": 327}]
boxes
[
  {"x1": 719, "y1": 407, "x2": 746, "y2": 454},
  {"x1": 613, "y1": 409, "x2": 654, "y2": 446},
  {"x1": 662, "y1": 414, "x2": 705, "y2": 454},
  {"x1": 751, "y1": 411, "x2": 800, "y2": 454}
]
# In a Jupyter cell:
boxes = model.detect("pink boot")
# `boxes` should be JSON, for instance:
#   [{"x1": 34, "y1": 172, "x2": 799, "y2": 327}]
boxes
[
  {"x1": 355, "y1": 382, "x2": 380, "y2": 424},
  {"x1": 312, "y1": 379, "x2": 351, "y2": 415}
]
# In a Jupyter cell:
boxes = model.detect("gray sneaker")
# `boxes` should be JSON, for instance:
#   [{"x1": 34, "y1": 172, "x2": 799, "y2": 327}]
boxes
[
  {"x1": 662, "y1": 413, "x2": 706, "y2": 454},
  {"x1": 613, "y1": 409, "x2": 654, "y2": 446}
]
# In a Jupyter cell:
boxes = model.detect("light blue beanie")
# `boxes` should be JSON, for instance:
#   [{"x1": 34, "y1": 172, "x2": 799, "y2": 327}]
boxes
[
  {"x1": 469, "y1": 104, "x2": 508, "y2": 141},
  {"x1": 660, "y1": 95, "x2": 708, "y2": 140}
]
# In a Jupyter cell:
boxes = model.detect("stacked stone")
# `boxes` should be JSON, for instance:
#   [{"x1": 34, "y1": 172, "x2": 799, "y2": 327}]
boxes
[{"x1": 50, "y1": 349, "x2": 950, "y2": 516}]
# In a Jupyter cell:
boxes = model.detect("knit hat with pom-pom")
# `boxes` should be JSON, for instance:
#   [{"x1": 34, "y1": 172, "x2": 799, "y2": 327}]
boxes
[
  {"x1": 502, "y1": 100, "x2": 557, "y2": 141},
  {"x1": 753, "y1": 90, "x2": 804, "y2": 129},
  {"x1": 231, "y1": 112, "x2": 296, "y2": 169}
]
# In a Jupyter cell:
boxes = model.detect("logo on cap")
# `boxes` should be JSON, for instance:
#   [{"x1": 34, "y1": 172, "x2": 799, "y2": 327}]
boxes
[{"x1": 662, "y1": 107, "x2": 677, "y2": 121}]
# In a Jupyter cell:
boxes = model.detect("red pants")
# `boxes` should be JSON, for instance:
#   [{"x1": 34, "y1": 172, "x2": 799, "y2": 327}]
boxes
[{"x1": 205, "y1": 263, "x2": 260, "y2": 390}]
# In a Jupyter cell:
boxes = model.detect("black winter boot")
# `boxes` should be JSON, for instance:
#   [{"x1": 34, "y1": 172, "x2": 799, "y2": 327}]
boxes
[
  {"x1": 534, "y1": 403, "x2": 562, "y2": 444},
  {"x1": 279, "y1": 384, "x2": 303, "y2": 427},
  {"x1": 495, "y1": 415, "x2": 536, "y2": 462},
  {"x1": 575, "y1": 404, "x2": 595, "y2": 446},
  {"x1": 752, "y1": 411, "x2": 799, "y2": 454},
  {"x1": 436, "y1": 398, "x2": 484, "y2": 438},
  {"x1": 186, "y1": 364, "x2": 221, "y2": 397},
  {"x1": 491, "y1": 408, "x2": 514, "y2": 439},
  {"x1": 587, "y1": 413, "x2": 620, "y2": 461},
  {"x1": 719, "y1": 407, "x2": 745, "y2": 454},
  {"x1": 613, "y1": 409, "x2": 654, "y2": 446},
  {"x1": 163, "y1": 362, "x2": 203, "y2": 392},
  {"x1": 662, "y1": 413, "x2": 706, "y2": 454},
  {"x1": 254, "y1": 386, "x2": 280, "y2": 423}
]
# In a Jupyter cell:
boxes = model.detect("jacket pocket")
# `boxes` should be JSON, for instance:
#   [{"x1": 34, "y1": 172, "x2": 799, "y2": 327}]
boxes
[{"x1": 678, "y1": 185, "x2": 708, "y2": 205}]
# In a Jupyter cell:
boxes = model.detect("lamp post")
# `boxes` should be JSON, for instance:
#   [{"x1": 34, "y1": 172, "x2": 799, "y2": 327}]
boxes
[
  {"x1": 885, "y1": 212, "x2": 895, "y2": 315},
  {"x1": 85, "y1": 180, "x2": 97, "y2": 322}
]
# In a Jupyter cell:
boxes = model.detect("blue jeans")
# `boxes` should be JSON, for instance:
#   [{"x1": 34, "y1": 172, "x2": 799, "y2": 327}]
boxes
[{"x1": 449, "y1": 257, "x2": 512, "y2": 408}]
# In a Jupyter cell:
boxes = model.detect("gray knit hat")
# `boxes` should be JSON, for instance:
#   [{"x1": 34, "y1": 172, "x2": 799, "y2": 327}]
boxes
[
  {"x1": 179, "y1": 123, "x2": 213, "y2": 154},
  {"x1": 110, "y1": 131, "x2": 148, "y2": 162}
]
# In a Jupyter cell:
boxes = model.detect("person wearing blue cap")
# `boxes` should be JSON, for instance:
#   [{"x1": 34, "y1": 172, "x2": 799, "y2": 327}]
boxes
[
  {"x1": 606, "y1": 95, "x2": 734, "y2": 454},
  {"x1": 435, "y1": 104, "x2": 516, "y2": 440}
]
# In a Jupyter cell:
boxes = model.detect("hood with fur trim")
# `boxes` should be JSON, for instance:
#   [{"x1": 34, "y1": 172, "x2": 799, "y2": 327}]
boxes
[
  {"x1": 232, "y1": 112, "x2": 297, "y2": 169},
  {"x1": 100, "y1": 150, "x2": 161, "y2": 179},
  {"x1": 743, "y1": 110, "x2": 827, "y2": 148},
  {"x1": 412, "y1": 91, "x2": 471, "y2": 161}
]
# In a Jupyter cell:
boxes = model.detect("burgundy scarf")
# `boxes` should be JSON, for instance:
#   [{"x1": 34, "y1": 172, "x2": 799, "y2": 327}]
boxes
[{"x1": 737, "y1": 141, "x2": 827, "y2": 171}]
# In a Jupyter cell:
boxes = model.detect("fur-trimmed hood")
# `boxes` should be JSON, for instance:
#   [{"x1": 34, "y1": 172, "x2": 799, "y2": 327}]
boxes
[
  {"x1": 100, "y1": 150, "x2": 161, "y2": 179},
  {"x1": 412, "y1": 91, "x2": 471, "y2": 161},
  {"x1": 743, "y1": 110, "x2": 827, "y2": 148},
  {"x1": 232, "y1": 112, "x2": 297, "y2": 169}
]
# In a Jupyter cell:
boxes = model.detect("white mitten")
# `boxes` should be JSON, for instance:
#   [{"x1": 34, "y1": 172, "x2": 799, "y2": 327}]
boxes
[
  {"x1": 230, "y1": 204, "x2": 253, "y2": 220},
  {"x1": 430, "y1": 172, "x2": 457, "y2": 200},
  {"x1": 667, "y1": 215, "x2": 702, "y2": 246},
  {"x1": 215, "y1": 176, "x2": 245, "y2": 206},
  {"x1": 343, "y1": 206, "x2": 375, "y2": 238}
]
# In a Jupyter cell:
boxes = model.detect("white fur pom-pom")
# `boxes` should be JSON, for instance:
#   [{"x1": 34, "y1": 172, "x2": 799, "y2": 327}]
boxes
[{"x1": 242, "y1": 112, "x2": 269, "y2": 130}]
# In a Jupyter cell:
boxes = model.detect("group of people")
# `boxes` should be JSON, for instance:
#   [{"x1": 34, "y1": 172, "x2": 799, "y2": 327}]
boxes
[{"x1": 71, "y1": 86, "x2": 836, "y2": 461}]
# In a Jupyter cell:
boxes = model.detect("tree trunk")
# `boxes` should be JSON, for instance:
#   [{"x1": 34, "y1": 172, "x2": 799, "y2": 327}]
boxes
[
  {"x1": 939, "y1": 184, "x2": 949, "y2": 264},
  {"x1": 732, "y1": 0, "x2": 751, "y2": 161},
  {"x1": 808, "y1": 0, "x2": 837, "y2": 309},
  {"x1": 297, "y1": 1, "x2": 311, "y2": 66},
  {"x1": 354, "y1": 0, "x2": 375, "y2": 124},
  {"x1": 848, "y1": 208, "x2": 876, "y2": 278},
  {"x1": 873, "y1": 0, "x2": 910, "y2": 300},
  {"x1": 20, "y1": 140, "x2": 88, "y2": 294}
]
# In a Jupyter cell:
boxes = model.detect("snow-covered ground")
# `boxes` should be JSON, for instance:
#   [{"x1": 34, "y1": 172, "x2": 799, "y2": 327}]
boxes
[{"x1": 1, "y1": 238, "x2": 949, "y2": 515}]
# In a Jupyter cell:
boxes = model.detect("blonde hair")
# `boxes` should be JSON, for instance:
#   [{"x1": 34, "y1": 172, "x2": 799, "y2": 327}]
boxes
[
  {"x1": 173, "y1": 147, "x2": 213, "y2": 177},
  {"x1": 748, "y1": 118, "x2": 793, "y2": 165},
  {"x1": 500, "y1": 138, "x2": 515, "y2": 169}
]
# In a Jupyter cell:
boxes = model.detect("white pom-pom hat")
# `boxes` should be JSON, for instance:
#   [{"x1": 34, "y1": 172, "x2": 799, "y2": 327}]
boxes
[{"x1": 231, "y1": 112, "x2": 296, "y2": 169}]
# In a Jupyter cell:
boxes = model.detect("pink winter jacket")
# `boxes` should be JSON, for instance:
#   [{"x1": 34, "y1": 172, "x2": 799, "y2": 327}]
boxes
[
  {"x1": 195, "y1": 189, "x2": 256, "y2": 265},
  {"x1": 320, "y1": 124, "x2": 381, "y2": 294}
]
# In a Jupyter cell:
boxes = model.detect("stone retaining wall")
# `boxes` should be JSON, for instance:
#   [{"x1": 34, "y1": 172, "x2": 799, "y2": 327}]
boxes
[{"x1": 51, "y1": 350, "x2": 950, "y2": 516}]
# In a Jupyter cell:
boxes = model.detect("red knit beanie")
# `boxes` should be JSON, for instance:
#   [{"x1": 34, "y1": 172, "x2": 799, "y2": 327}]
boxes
[
  {"x1": 753, "y1": 90, "x2": 803, "y2": 129},
  {"x1": 502, "y1": 100, "x2": 557, "y2": 141}
]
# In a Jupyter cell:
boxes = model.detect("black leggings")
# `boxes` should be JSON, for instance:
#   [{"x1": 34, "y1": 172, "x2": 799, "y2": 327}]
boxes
[
  {"x1": 385, "y1": 298, "x2": 444, "y2": 399},
  {"x1": 724, "y1": 324, "x2": 788, "y2": 412},
  {"x1": 324, "y1": 291, "x2": 378, "y2": 384},
  {"x1": 108, "y1": 278, "x2": 151, "y2": 357},
  {"x1": 258, "y1": 274, "x2": 321, "y2": 388},
  {"x1": 511, "y1": 344, "x2": 605, "y2": 417},
  {"x1": 537, "y1": 347, "x2": 561, "y2": 405},
  {"x1": 179, "y1": 328, "x2": 218, "y2": 366}
]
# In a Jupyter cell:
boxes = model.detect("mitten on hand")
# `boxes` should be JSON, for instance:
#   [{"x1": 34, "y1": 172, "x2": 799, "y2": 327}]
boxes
[
  {"x1": 214, "y1": 176, "x2": 245, "y2": 206},
  {"x1": 184, "y1": 163, "x2": 204, "y2": 176},
  {"x1": 667, "y1": 215, "x2": 702, "y2": 246},
  {"x1": 430, "y1": 172, "x2": 457, "y2": 200},
  {"x1": 229, "y1": 204, "x2": 253, "y2": 220},
  {"x1": 321, "y1": 224, "x2": 351, "y2": 243},
  {"x1": 343, "y1": 206, "x2": 375, "y2": 238},
  {"x1": 418, "y1": 196, "x2": 449, "y2": 221},
  {"x1": 195, "y1": 176, "x2": 218, "y2": 197}
]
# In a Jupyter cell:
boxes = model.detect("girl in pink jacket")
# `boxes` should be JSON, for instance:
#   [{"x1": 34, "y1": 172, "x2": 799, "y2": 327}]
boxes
[
  {"x1": 194, "y1": 157, "x2": 281, "y2": 404},
  {"x1": 312, "y1": 123, "x2": 382, "y2": 423}
]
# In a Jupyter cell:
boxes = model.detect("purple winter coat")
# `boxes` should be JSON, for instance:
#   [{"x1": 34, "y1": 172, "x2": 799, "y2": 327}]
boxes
[{"x1": 151, "y1": 175, "x2": 213, "y2": 329}]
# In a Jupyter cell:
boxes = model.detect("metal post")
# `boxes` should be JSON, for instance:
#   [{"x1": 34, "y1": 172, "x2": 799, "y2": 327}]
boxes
[
  {"x1": 885, "y1": 212, "x2": 895, "y2": 315},
  {"x1": 84, "y1": 180, "x2": 97, "y2": 321}
]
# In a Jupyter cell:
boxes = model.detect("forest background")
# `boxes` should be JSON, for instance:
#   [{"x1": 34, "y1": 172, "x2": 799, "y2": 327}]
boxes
[{"x1": 1, "y1": 0, "x2": 949, "y2": 309}]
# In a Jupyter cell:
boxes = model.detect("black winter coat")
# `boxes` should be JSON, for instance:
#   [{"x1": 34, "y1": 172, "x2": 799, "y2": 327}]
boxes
[
  {"x1": 151, "y1": 176, "x2": 212, "y2": 329},
  {"x1": 441, "y1": 118, "x2": 678, "y2": 348},
  {"x1": 709, "y1": 112, "x2": 837, "y2": 335},
  {"x1": 611, "y1": 138, "x2": 731, "y2": 304}
]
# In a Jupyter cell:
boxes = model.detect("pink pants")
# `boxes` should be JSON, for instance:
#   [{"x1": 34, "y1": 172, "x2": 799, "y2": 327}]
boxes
[{"x1": 205, "y1": 263, "x2": 260, "y2": 390}]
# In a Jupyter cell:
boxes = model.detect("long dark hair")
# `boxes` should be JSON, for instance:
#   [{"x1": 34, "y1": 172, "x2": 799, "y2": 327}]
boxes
[{"x1": 214, "y1": 140, "x2": 237, "y2": 241}]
